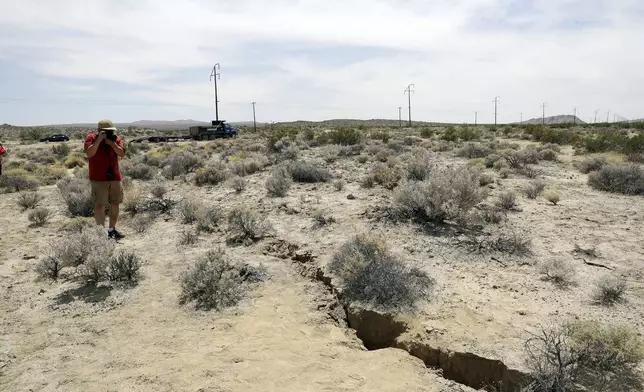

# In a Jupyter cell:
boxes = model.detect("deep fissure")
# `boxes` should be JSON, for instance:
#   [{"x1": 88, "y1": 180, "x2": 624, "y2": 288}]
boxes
[{"x1": 266, "y1": 239, "x2": 531, "y2": 391}]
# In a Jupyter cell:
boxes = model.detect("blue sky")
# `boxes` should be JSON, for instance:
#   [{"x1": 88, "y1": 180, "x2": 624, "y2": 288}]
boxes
[{"x1": 0, "y1": 0, "x2": 643, "y2": 125}]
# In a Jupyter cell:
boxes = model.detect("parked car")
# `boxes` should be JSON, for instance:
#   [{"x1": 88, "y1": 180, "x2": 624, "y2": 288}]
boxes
[{"x1": 40, "y1": 134, "x2": 70, "y2": 143}]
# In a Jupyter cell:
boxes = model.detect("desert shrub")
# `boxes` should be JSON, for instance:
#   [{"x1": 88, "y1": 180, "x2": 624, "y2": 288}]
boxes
[
  {"x1": 627, "y1": 153, "x2": 644, "y2": 163},
  {"x1": 227, "y1": 176, "x2": 247, "y2": 193},
  {"x1": 538, "y1": 143, "x2": 562, "y2": 153},
  {"x1": 196, "y1": 206, "x2": 222, "y2": 233},
  {"x1": 51, "y1": 143, "x2": 71, "y2": 157},
  {"x1": 163, "y1": 151, "x2": 202, "y2": 179},
  {"x1": 594, "y1": 276, "x2": 627, "y2": 306},
  {"x1": 485, "y1": 154, "x2": 501, "y2": 168},
  {"x1": 367, "y1": 163, "x2": 402, "y2": 190},
  {"x1": 543, "y1": 190, "x2": 560, "y2": 205},
  {"x1": 287, "y1": 161, "x2": 331, "y2": 183},
  {"x1": 357, "y1": 155, "x2": 369, "y2": 164},
  {"x1": 539, "y1": 259, "x2": 576, "y2": 288},
  {"x1": 518, "y1": 165, "x2": 544, "y2": 179},
  {"x1": 370, "y1": 130, "x2": 390, "y2": 143},
  {"x1": 577, "y1": 156, "x2": 607, "y2": 174},
  {"x1": 420, "y1": 128, "x2": 433, "y2": 138},
  {"x1": 105, "y1": 251, "x2": 141, "y2": 282},
  {"x1": 404, "y1": 150, "x2": 433, "y2": 181},
  {"x1": 265, "y1": 168, "x2": 292, "y2": 197},
  {"x1": 312, "y1": 210, "x2": 336, "y2": 227},
  {"x1": 497, "y1": 191, "x2": 518, "y2": 210},
  {"x1": 0, "y1": 170, "x2": 40, "y2": 192},
  {"x1": 149, "y1": 181, "x2": 167, "y2": 199},
  {"x1": 329, "y1": 234, "x2": 433, "y2": 311},
  {"x1": 320, "y1": 145, "x2": 341, "y2": 163},
  {"x1": 179, "y1": 249, "x2": 265, "y2": 311},
  {"x1": 121, "y1": 159, "x2": 155, "y2": 180},
  {"x1": 481, "y1": 207, "x2": 505, "y2": 224},
  {"x1": 178, "y1": 228, "x2": 199, "y2": 246},
  {"x1": 458, "y1": 127, "x2": 479, "y2": 141},
  {"x1": 60, "y1": 217, "x2": 94, "y2": 233},
  {"x1": 456, "y1": 143, "x2": 491, "y2": 158},
  {"x1": 227, "y1": 207, "x2": 271, "y2": 243},
  {"x1": 333, "y1": 179, "x2": 345, "y2": 191},
  {"x1": 178, "y1": 198, "x2": 202, "y2": 224},
  {"x1": 392, "y1": 166, "x2": 487, "y2": 223},
  {"x1": 479, "y1": 173, "x2": 494, "y2": 186},
  {"x1": 524, "y1": 320, "x2": 644, "y2": 392},
  {"x1": 374, "y1": 149, "x2": 391, "y2": 162},
  {"x1": 493, "y1": 158, "x2": 509, "y2": 171},
  {"x1": 498, "y1": 168, "x2": 512, "y2": 178},
  {"x1": 538, "y1": 149, "x2": 557, "y2": 161},
  {"x1": 130, "y1": 213, "x2": 154, "y2": 233},
  {"x1": 195, "y1": 163, "x2": 228, "y2": 186},
  {"x1": 28, "y1": 207, "x2": 52, "y2": 227},
  {"x1": 17, "y1": 191, "x2": 43, "y2": 211},
  {"x1": 64, "y1": 152, "x2": 86, "y2": 168},
  {"x1": 522, "y1": 180, "x2": 546, "y2": 199},
  {"x1": 328, "y1": 127, "x2": 363, "y2": 145},
  {"x1": 339, "y1": 144, "x2": 364, "y2": 157},
  {"x1": 442, "y1": 127, "x2": 458, "y2": 142},
  {"x1": 587, "y1": 164, "x2": 644, "y2": 195},
  {"x1": 36, "y1": 257, "x2": 64, "y2": 280},
  {"x1": 57, "y1": 178, "x2": 93, "y2": 217}
]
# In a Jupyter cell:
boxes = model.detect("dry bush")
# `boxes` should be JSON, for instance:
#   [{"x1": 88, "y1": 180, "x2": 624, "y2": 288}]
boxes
[
  {"x1": 265, "y1": 168, "x2": 292, "y2": 197},
  {"x1": 479, "y1": 173, "x2": 494, "y2": 186},
  {"x1": 163, "y1": 151, "x2": 202, "y2": 179},
  {"x1": 576, "y1": 156, "x2": 607, "y2": 174},
  {"x1": 0, "y1": 170, "x2": 40, "y2": 192},
  {"x1": 523, "y1": 320, "x2": 644, "y2": 392},
  {"x1": 480, "y1": 207, "x2": 505, "y2": 224},
  {"x1": 392, "y1": 166, "x2": 487, "y2": 223},
  {"x1": 538, "y1": 149, "x2": 558, "y2": 161},
  {"x1": 321, "y1": 145, "x2": 342, "y2": 163},
  {"x1": 404, "y1": 149, "x2": 433, "y2": 181},
  {"x1": 130, "y1": 213, "x2": 155, "y2": 233},
  {"x1": 227, "y1": 175, "x2": 247, "y2": 193},
  {"x1": 179, "y1": 249, "x2": 266, "y2": 311},
  {"x1": 357, "y1": 155, "x2": 369, "y2": 164},
  {"x1": 57, "y1": 178, "x2": 94, "y2": 217},
  {"x1": 329, "y1": 234, "x2": 433, "y2": 311},
  {"x1": 522, "y1": 180, "x2": 546, "y2": 199},
  {"x1": 178, "y1": 228, "x2": 199, "y2": 246},
  {"x1": 178, "y1": 198, "x2": 202, "y2": 224},
  {"x1": 485, "y1": 154, "x2": 502, "y2": 168},
  {"x1": 287, "y1": 161, "x2": 331, "y2": 183},
  {"x1": 227, "y1": 207, "x2": 272, "y2": 243},
  {"x1": 150, "y1": 181, "x2": 167, "y2": 198},
  {"x1": 60, "y1": 217, "x2": 94, "y2": 233},
  {"x1": 105, "y1": 251, "x2": 141, "y2": 282},
  {"x1": 539, "y1": 259, "x2": 576, "y2": 288},
  {"x1": 594, "y1": 276, "x2": 627, "y2": 306},
  {"x1": 518, "y1": 165, "x2": 544, "y2": 179},
  {"x1": 195, "y1": 163, "x2": 229, "y2": 186},
  {"x1": 17, "y1": 191, "x2": 43, "y2": 211},
  {"x1": 456, "y1": 143, "x2": 492, "y2": 158},
  {"x1": 333, "y1": 179, "x2": 345, "y2": 191},
  {"x1": 51, "y1": 143, "x2": 71, "y2": 157},
  {"x1": 497, "y1": 191, "x2": 518, "y2": 210},
  {"x1": 498, "y1": 168, "x2": 512, "y2": 179},
  {"x1": 196, "y1": 206, "x2": 222, "y2": 233},
  {"x1": 28, "y1": 207, "x2": 52, "y2": 227},
  {"x1": 64, "y1": 152, "x2": 86, "y2": 169},
  {"x1": 543, "y1": 190, "x2": 560, "y2": 205},
  {"x1": 365, "y1": 163, "x2": 402, "y2": 190},
  {"x1": 121, "y1": 158, "x2": 155, "y2": 180},
  {"x1": 312, "y1": 209, "x2": 336, "y2": 227},
  {"x1": 588, "y1": 164, "x2": 644, "y2": 195}
]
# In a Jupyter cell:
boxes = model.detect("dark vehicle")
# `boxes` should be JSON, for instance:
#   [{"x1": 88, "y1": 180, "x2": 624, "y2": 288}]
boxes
[
  {"x1": 189, "y1": 120, "x2": 238, "y2": 141},
  {"x1": 40, "y1": 134, "x2": 70, "y2": 143}
]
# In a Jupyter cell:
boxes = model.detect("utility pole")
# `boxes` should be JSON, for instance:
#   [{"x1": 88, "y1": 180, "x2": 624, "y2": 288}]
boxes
[
  {"x1": 404, "y1": 84, "x2": 414, "y2": 127},
  {"x1": 398, "y1": 107, "x2": 402, "y2": 129},
  {"x1": 210, "y1": 64, "x2": 221, "y2": 121},
  {"x1": 541, "y1": 102, "x2": 547, "y2": 125},
  {"x1": 573, "y1": 107, "x2": 578, "y2": 124},
  {"x1": 252, "y1": 102, "x2": 257, "y2": 132},
  {"x1": 493, "y1": 96, "x2": 500, "y2": 125},
  {"x1": 520, "y1": 112, "x2": 523, "y2": 125},
  {"x1": 607, "y1": 111, "x2": 610, "y2": 123},
  {"x1": 475, "y1": 111, "x2": 478, "y2": 126},
  {"x1": 594, "y1": 110, "x2": 599, "y2": 123}
]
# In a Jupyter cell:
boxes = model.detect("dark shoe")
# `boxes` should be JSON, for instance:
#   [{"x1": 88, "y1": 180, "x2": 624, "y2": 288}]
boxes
[{"x1": 108, "y1": 228, "x2": 125, "y2": 240}]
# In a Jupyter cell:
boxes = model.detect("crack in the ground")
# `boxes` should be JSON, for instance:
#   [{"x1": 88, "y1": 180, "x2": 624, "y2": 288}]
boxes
[{"x1": 264, "y1": 239, "x2": 531, "y2": 392}]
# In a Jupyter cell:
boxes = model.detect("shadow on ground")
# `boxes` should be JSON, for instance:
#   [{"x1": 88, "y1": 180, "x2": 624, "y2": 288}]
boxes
[{"x1": 55, "y1": 283, "x2": 113, "y2": 305}]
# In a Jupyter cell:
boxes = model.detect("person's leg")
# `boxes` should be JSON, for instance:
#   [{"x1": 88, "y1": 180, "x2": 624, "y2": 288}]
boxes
[
  {"x1": 107, "y1": 181, "x2": 125, "y2": 238},
  {"x1": 91, "y1": 181, "x2": 109, "y2": 226}
]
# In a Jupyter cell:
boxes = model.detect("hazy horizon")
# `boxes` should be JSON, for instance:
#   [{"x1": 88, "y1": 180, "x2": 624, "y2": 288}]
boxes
[{"x1": 1, "y1": 1, "x2": 643, "y2": 125}]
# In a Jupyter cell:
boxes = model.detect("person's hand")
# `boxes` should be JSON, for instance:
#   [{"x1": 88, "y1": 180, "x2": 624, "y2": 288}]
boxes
[{"x1": 97, "y1": 131, "x2": 107, "y2": 142}]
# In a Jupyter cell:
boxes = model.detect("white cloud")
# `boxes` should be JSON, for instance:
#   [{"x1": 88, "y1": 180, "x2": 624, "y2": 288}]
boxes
[{"x1": 0, "y1": 0, "x2": 643, "y2": 124}]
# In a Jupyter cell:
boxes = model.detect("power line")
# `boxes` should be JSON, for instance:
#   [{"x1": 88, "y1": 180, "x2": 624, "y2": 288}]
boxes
[
  {"x1": 209, "y1": 63, "x2": 221, "y2": 121},
  {"x1": 493, "y1": 96, "x2": 500, "y2": 125},
  {"x1": 404, "y1": 84, "x2": 415, "y2": 127}
]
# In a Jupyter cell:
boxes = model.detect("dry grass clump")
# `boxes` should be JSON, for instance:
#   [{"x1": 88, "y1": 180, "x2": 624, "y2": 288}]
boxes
[
  {"x1": 227, "y1": 207, "x2": 272, "y2": 243},
  {"x1": 594, "y1": 276, "x2": 627, "y2": 306},
  {"x1": 522, "y1": 180, "x2": 546, "y2": 199},
  {"x1": 392, "y1": 166, "x2": 487, "y2": 223},
  {"x1": 195, "y1": 163, "x2": 229, "y2": 186},
  {"x1": 539, "y1": 259, "x2": 576, "y2": 288},
  {"x1": 363, "y1": 163, "x2": 402, "y2": 190},
  {"x1": 287, "y1": 161, "x2": 331, "y2": 183},
  {"x1": 543, "y1": 190, "x2": 561, "y2": 205},
  {"x1": 227, "y1": 175, "x2": 247, "y2": 193},
  {"x1": 179, "y1": 249, "x2": 267, "y2": 311},
  {"x1": 456, "y1": 143, "x2": 492, "y2": 159},
  {"x1": 162, "y1": 151, "x2": 203, "y2": 179},
  {"x1": 576, "y1": 156, "x2": 607, "y2": 174},
  {"x1": 523, "y1": 320, "x2": 644, "y2": 392},
  {"x1": 0, "y1": 170, "x2": 40, "y2": 192},
  {"x1": 497, "y1": 191, "x2": 518, "y2": 210},
  {"x1": 57, "y1": 178, "x2": 94, "y2": 217},
  {"x1": 149, "y1": 181, "x2": 168, "y2": 199},
  {"x1": 333, "y1": 179, "x2": 345, "y2": 191},
  {"x1": 17, "y1": 191, "x2": 44, "y2": 211},
  {"x1": 587, "y1": 164, "x2": 644, "y2": 195},
  {"x1": 28, "y1": 207, "x2": 52, "y2": 227},
  {"x1": 329, "y1": 234, "x2": 433, "y2": 311},
  {"x1": 64, "y1": 152, "x2": 87, "y2": 169},
  {"x1": 265, "y1": 168, "x2": 292, "y2": 197}
]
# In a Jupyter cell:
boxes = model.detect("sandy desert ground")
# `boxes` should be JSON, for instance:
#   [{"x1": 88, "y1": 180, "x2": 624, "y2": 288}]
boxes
[{"x1": 1, "y1": 124, "x2": 643, "y2": 391}]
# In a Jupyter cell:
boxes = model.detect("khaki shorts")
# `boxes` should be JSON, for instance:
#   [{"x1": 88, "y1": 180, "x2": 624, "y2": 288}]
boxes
[{"x1": 91, "y1": 181, "x2": 124, "y2": 206}]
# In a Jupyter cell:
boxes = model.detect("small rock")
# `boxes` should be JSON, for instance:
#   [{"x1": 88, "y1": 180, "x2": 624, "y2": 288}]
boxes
[
  {"x1": 347, "y1": 194, "x2": 356, "y2": 200},
  {"x1": 492, "y1": 285, "x2": 499, "y2": 289},
  {"x1": 518, "y1": 310, "x2": 527, "y2": 316},
  {"x1": 23, "y1": 255, "x2": 36, "y2": 260},
  {"x1": 38, "y1": 289, "x2": 45, "y2": 295}
]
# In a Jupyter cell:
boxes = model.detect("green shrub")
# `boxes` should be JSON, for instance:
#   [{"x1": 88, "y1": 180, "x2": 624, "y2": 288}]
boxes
[
  {"x1": 577, "y1": 156, "x2": 607, "y2": 174},
  {"x1": 195, "y1": 163, "x2": 228, "y2": 186},
  {"x1": 328, "y1": 127, "x2": 363, "y2": 146},
  {"x1": 588, "y1": 164, "x2": 644, "y2": 195},
  {"x1": 265, "y1": 169, "x2": 292, "y2": 197},
  {"x1": 287, "y1": 161, "x2": 331, "y2": 183},
  {"x1": 227, "y1": 207, "x2": 272, "y2": 243}
]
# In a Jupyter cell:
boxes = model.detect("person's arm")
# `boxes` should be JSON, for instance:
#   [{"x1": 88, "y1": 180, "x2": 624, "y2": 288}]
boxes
[
  {"x1": 106, "y1": 137, "x2": 126, "y2": 158},
  {"x1": 84, "y1": 133, "x2": 104, "y2": 158}
]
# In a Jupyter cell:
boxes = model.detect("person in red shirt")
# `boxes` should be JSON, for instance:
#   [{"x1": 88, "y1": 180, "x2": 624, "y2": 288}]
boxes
[
  {"x1": 0, "y1": 142, "x2": 6, "y2": 177},
  {"x1": 84, "y1": 120, "x2": 126, "y2": 239}
]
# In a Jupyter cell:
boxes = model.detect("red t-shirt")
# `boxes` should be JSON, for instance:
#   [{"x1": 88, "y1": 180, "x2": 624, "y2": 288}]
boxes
[
  {"x1": 0, "y1": 145, "x2": 6, "y2": 155},
  {"x1": 84, "y1": 133, "x2": 124, "y2": 182}
]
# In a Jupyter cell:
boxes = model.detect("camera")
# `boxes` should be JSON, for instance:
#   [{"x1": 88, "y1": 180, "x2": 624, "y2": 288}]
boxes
[
  {"x1": 105, "y1": 129, "x2": 117, "y2": 142},
  {"x1": 106, "y1": 167, "x2": 115, "y2": 181}
]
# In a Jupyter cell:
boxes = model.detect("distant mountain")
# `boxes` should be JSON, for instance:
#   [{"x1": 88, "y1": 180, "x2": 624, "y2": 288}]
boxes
[{"x1": 518, "y1": 115, "x2": 585, "y2": 125}]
